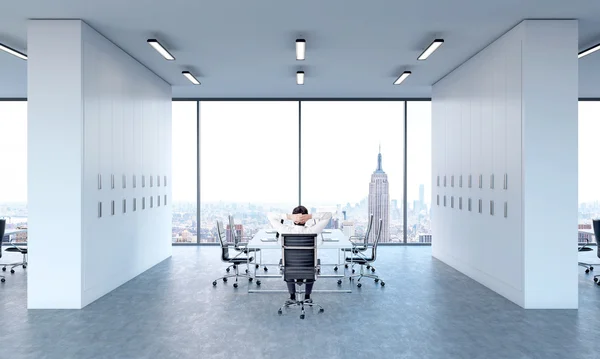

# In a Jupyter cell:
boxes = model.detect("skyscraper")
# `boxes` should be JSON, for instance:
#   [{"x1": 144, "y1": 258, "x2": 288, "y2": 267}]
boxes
[
  {"x1": 368, "y1": 148, "x2": 390, "y2": 243},
  {"x1": 419, "y1": 184, "x2": 425, "y2": 212}
]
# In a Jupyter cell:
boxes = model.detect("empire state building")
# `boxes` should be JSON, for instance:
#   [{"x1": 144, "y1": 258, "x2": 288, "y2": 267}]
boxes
[{"x1": 368, "y1": 148, "x2": 390, "y2": 243}]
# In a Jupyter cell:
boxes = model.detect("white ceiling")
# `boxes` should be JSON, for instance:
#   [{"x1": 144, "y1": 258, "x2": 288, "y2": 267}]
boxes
[{"x1": 1, "y1": 0, "x2": 600, "y2": 98}]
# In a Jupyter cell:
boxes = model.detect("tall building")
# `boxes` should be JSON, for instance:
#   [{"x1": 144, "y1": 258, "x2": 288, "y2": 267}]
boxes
[
  {"x1": 419, "y1": 184, "x2": 425, "y2": 211},
  {"x1": 368, "y1": 148, "x2": 390, "y2": 243},
  {"x1": 226, "y1": 224, "x2": 244, "y2": 243}
]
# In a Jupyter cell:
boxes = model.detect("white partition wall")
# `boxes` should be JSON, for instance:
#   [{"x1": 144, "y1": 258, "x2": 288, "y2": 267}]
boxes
[
  {"x1": 432, "y1": 20, "x2": 578, "y2": 309},
  {"x1": 28, "y1": 20, "x2": 172, "y2": 309}
]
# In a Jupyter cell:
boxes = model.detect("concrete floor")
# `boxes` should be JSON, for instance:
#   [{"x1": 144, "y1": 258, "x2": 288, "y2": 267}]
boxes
[{"x1": 1, "y1": 245, "x2": 599, "y2": 359}]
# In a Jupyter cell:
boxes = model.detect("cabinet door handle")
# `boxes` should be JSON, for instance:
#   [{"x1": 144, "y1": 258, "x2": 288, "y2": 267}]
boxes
[
  {"x1": 98, "y1": 174, "x2": 102, "y2": 190},
  {"x1": 468, "y1": 175, "x2": 472, "y2": 188},
  {"x1": 98, "y1": 202, "x2": 102, "y2": 218},
  {"x1": 122, "y1": 174, "x2": 126, "y2": 189},
  {"x1": 164, "y1": 175, "x2": 167, "y2": 187},
  {"x1": 443, "y1": 195, "x2": 447, "y2": 207},
  {"x1": 468, "y1": 198, "x2": 472, "y2": 211},
  {"x1": 504, "y1": 201, "x2": 508, "y2": 218},
  {"x1": 459, "y1": 197, "x2": 463, "y2": 210},
  {"x1": 437, "y1": 194, "x2": 440, "y2": 206},
  {"x1": 504, "y1": 173, "x2": 508, "y2": 190},
  {"x1": 123, "y1": 199, "x2": 127, "y2": 213},
  {"x1": 478, "y1": 199, "x2": 482, "y2": 213},
  {"x1": 158, "y1": 175, "x2": 161, "y2": 187},
  {"x1": 133, "y1": 198, "x2": 137, "y2": 211},
  {"x1": 142, "y1": 175, "x2": 146, "y2": 188},
  {"x1": 111, "y1": 200, "x2": 115, "y2": 215},
  {"x1": 459, "y1": 175, "x2": 463, "y2": 188},
  {"x1": 444, "y1": 175, "x2": 447, "y2": 187},
  {"x1": 451, "y1": 196, "x2": 454, "y2": 208},
  {"x1": 490, "y1": 200, "x2": 494, "y2": 215},
  {"x1": 451, "y1": 175, "x2": 454, "y2": 188},
  {"x1": 479, "y1": 174, "x2": 483, "y2": 189},
  {"x1": 490, "y1": 174, "x2": 494, "y2": 189},
  {"x1": 150, "y1": 175, "x2": 153, "y2": 188},
  {"x1": 133, "y1": 175, "x2": 137, "y2": 188},
  {"x1": 437, "y1": 176, "x2": 440, "y2": 187},
  {"x1": 111, "y1": 174, "x2": 115, "y2": 189},
  {"x1": 164, "y1": 194, "x2": 167, "y2": 205}
]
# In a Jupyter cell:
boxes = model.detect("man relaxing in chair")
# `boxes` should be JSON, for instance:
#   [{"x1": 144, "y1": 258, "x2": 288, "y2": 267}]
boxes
[{"x1": 267, "y1": 206, "x2": 332, "y2": 302}]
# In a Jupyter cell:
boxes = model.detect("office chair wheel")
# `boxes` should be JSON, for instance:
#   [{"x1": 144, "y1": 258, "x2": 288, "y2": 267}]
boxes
[
  {"x1": 334, "y1": 266, "x2": 338, "y2": 271},
  {"x1": 366, "y1": 265, "x2": 371, "y2": 269},
  {"x1": 586, "y1": 269, "x2": 590, "y2": 274},
  {"x1": 1, "y1": 267, "x2": 5, "y2": 271},
  {"x1": 255, "y1": 264, "x2": 259, "y2": 269},
  {"x1": 319, "y1": 308, "x2": 324, "y2": 313},
  {"x1": 381, "y1": 281, "x2": 385, "y2": 287},
  {"x1": 594, "y1": 277, "x2": 598, "y2": 283},
  {"x1": 256, "y1": 280, "x2": 261, "y2": 286},
  {"x1": 22, "y1": 265, "x2": 26, "y2": 269},
  {"x1": 249, "y1": 277, "x2": 253, "y2": 282},
  {"x1": 0, "y1": 278, "x2": 4, "y2": 283},
  {"x1": 223, "y1": 278, "x2": 228, "y2": 282},
  {"x1": 233, "y1": 283, "x2": 238, "y2": 288},
  {"x1": 352, "y1": 269, "x2": 355, "y2": 274},
  {"x1": 264, "y1": 267, "x2": 268, "y2": 272},
  {"x1": 278, "y1": 309, "x2": 283, "y2": 315},
  {"x1": 300, "y1": 314, "x2": 305, "y2": 320},
  {"x1": 371, "y1": 268, "x2": 376, "y2": 273},
  {"x1": 212, "y1": 281, "x2": 217, "y2": 286},
  {"x1": 337, "y1": 280, "x2": 342, "y2": 285},
  {"x1": 226, "y1": 268, "x2": 230, "y2": 273},
  {"x1": 10, "y1": 269, "x2": 14, "y2": 274},
  {"x1": 591, "y1": 266, "x2": 594, "y2": 271},
  {"x1": 344, "y1": 264, "x2": 348, "y2": 268},
  {"x1": 375, "y1": 278, "x2": 379, "y2": 283},
  {"x1": 357, "y1": 283, "x2": 362, "y2": 288},
  {"x1": 245, "y1": 269, "x2": 249, "y2": 274}
]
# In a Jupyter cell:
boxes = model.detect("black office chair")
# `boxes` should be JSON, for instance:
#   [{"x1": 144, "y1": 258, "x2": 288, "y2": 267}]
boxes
[
  {"x1": 277, "y1": 233, "x2": 324, "y2": 319},
  {"x1": 342, "y1": 213, "x2": 375, "y2": 273},
  {"x1": 592, "y1": 220, "x2": 600, "y2": 286},
  {"x1": 229, "y1": 215, "x2": 266, "y2": 272},
  {"x1": 578, "y1": 239, "x2": 594, "y2": 273},
  {"x1": 212, "y1": 220, "x2": 257, "y2": 288},
  {"x1": 2, "y1": 233, "x2": 28, "y2": 274},
  {"x1": 0, "y1": 219, "x2": 5, "y2": 283},
  {"x1": 345, "y1": 218, "x2": 385, "y2": 287}
]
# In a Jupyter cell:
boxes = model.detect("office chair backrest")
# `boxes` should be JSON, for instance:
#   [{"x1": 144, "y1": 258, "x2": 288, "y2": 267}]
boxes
[
  {"x1": 281, "y1": 234, "x2": 318, "y2": 282},
  {"x1": 228, "y1": 215, "x2": 240, "y2": 247},
  {"x1": 216, "y1": 220, "x2": 230, "y2": 261},
  {"x1": 594, "y1": 219, "x2": 600, "y2": 259},
  {"x1": 0, "y1": 219, "x2": 4, "y2": 259},
  {"x1": 364, "y1": 213, "x2": 374, "y2": 244},
  {"x1": 371, "y1": 218, "x2": 383, "y2": 261}
]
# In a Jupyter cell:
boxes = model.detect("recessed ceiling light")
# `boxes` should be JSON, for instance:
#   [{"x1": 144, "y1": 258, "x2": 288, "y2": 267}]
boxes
[
  {"x1": 147, "y1": 39, "x2": 175, "y2": 60},
  {"x1": 418, "y1": 39, "x2": 444, "y2": 60},
  {"x1": 578, "y1": 43, "x2": 600, "y2": 59},
  {"x1": 182, "y1": 71, "x2": 200, "y2": 85},
  {"x1": 296, "y1": 71, "x2": 305, "y2": 85},
  {"x1": 296, "y1": 39, "x2": 306, "y2": 61},
  {"x1": 393, "y1": 71, "x2": 411, "y2": 85},
  {"x1": 0, "y1": 42, "x2": 27, "y2": 60}
]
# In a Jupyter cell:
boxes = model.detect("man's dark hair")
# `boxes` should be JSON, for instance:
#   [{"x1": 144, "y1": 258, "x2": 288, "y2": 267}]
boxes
[{"x1": 292, "y1": 205, "x2": 308, "y2": 215}]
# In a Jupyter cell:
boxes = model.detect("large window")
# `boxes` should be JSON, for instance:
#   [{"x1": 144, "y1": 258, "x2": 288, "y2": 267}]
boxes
[
  {"x1": 578, "y1": 101, "x2": 600, "y2": 244},
  {"x1": 407, "y1": 101, "x2": 432, "y2": 243},
  {"x1": 301, "y1": 101, "x2": 405, "y2": 243},
  {"x1": 0, "y1": 101, "x2": 28, "y2": 243},
  {"x1": 171, "y1": 102, "x2": 198, "y2": 243},
  {"x1": 199, "y1": 102, "x2": 299, "y2": 243}
]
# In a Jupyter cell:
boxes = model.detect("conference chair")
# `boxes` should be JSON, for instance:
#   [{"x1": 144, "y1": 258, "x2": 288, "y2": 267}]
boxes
[
  {"x1": 2, "y1": 236, "x2": 28, "y2": 274},
  {"x1": 578, "y1": 239, "x2": 595, "y2": 273},
  {"x1": 228, "y1": 215, "x2": 267, "y2": 272},
  {"x1": 592, "y1": 220, "x2": 600, "y2": 286},
  {"x1": 341, "y1": 213, "x2": 375, "y2": 273},
  {"x1": 345, "y1": 218, "x2": 385, "y2": 287},
  {"x1": 212, "y1": 220, "x2": 258, "y2": 288},
  {"x1": 277, "y1": 233, "x2": 324, "y2": 319},
  {"x1": 0, "y1": 219, "x2": 5, "y2": 283}
]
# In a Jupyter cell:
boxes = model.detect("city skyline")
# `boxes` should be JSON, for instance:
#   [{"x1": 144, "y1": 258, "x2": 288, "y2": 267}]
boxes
[{"x1": 368, "y1": 148, "x2": 390, "y2": 242}]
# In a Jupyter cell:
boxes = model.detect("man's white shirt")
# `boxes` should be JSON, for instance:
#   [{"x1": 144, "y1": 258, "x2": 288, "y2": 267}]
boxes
[{"x1": 267, "y1": 212, "x2": 333, "y2": 234}]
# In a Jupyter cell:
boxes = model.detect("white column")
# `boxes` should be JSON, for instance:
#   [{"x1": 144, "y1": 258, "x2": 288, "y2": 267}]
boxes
[
  {"x1": 28, "y1": 20, "x2": 84, "y2": 309},
  {"x1": 27, "y1": 20, "x2": 172, "y2": 309},
  {"x1": 521, "y1": 20, "x2": 578, "y2": 309}
]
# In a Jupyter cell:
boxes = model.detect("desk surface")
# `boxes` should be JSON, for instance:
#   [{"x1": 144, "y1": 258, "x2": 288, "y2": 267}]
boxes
[{"x1": 247, "y1": 229, "x2": 352, "y2": 250}]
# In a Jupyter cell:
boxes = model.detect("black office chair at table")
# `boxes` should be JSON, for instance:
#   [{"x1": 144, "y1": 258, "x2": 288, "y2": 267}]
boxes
[
  {"x1": 278, "y1": 233, "x2": 324, "y2": 319},
  {"x1": 212, "y1": 220, "x2": 258, "y2": 288},
  {"x1": 345, "y1": 218, "x2": 385, "y2": 287},
  {"x1": 592, "y1": 219, "x2": 600, "y2": 286},
  {"x1": 0, "y1": 219, "x2": 5, "y2": 283},
  {"x1": 229, "y1": 215, "x2": 266, "y2": 272}
]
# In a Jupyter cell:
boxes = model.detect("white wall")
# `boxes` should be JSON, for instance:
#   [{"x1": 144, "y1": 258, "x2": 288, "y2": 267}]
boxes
[
  {"x1": 432, "y1": 20, "x2": 578, "y2": 309},
  {"x1": 28, "y1": 20, "x2": 172, "y2": 309}
]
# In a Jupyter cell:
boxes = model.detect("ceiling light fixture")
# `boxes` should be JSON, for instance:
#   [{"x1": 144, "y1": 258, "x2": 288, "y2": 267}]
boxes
[
  {"x1": 182, "y1": 71, "x2": 200, "y2": 85},
  {"x1": 296, "y1": 39, "x2": 306, "y2": 60},
  {"x1": 0, "y1": 42, "x2": 27, "y2": 60},
  {"x1": 147, "y1": 39, "x2": 175, "y2": 60},
  {"x1": 418, "y1": 39, "x2": 444, "y2": 60},
  {"x1": 296, "y1": 71, "x2": 305, "y2": 85},
  {"x1": 393, "y1": 71, "x2": 411, "y2": 85},
  {"x1": 578, "y1": 43, "x2": 600, "y2": 59}
]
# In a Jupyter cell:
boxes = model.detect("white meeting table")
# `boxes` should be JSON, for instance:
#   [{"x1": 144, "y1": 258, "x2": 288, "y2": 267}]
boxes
[{"x1": 245, "y1": 229, "x2": 354, "y2": 293}]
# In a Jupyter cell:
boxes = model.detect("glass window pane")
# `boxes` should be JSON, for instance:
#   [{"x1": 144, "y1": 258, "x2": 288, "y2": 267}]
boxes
[
  {"x1": 407, "y1": 101, "x2": 432, "y2": 243},
  {"x1": 301, "y1": 101, "x2": 405, "y2": 243},
  {"x1": 0, "y1": 101, "x2": 28, "y2": 243},
  {"x1": 578, "y1": 101, "x2": 600, "y2": 244},
  {"x1": 200, "y1": 101, "x2": 298, "y2": 243},
  {"x1": 171, "y1": 102, "x2": 198, "y2": 243}
]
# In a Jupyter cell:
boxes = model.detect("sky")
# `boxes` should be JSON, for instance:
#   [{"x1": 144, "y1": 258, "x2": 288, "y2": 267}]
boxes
[{"x1": 4, "y1": 100, "x2": 600, "y2": 207}]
